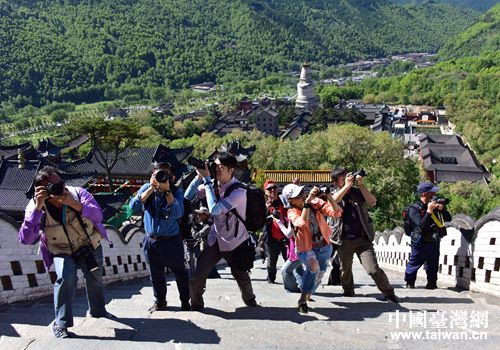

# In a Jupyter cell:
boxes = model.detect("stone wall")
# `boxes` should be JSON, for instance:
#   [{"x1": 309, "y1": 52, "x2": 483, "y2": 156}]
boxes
[
  {"x1": 0, "y1": 214, "x2": 148, "y2": 304},
  {"x1": 373, "y1": 207, "x2": 500, "y2": 297}
]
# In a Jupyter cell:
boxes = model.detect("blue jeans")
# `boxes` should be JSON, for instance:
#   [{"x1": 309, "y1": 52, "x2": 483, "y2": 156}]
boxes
[
  {"x1": 298, "y1": 244, "x2": 332, "y2": 294},
  {"x1": 281, "y1": 259, "x2": 304, "y2": 293},
  {"x1": 53, "y1": 245, "x2": 106, "y2": 328}
]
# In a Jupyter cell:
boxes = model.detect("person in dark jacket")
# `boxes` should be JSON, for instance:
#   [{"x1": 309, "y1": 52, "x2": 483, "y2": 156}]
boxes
[
  {"x1": 331, "y1": 167, "x2": 398, "y2": 303},
  {"x1": 262, "y1": 180, "x2": 288, "y2": 283},
  {"x1": 404, "y1": 182, "x2": 452, "y2": 289}
]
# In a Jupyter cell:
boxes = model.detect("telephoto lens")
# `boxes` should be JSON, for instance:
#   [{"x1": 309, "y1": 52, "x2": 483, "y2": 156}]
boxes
[{"x1": 155, "y1": 170, "x2": 169, "y2": 183}]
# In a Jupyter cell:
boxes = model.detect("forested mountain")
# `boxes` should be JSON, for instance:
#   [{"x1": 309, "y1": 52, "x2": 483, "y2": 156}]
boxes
[
  {"x1": 439, "y1": 3, "x2": 500, "y2": 59},
  {"x1": 390, "y1": 0, "x2": 499, "y2": 13},
  {"x1": 0, "y1": 0, "x2": 477, "y2": 108}
]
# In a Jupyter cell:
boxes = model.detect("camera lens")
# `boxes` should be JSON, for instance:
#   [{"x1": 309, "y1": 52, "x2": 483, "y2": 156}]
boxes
[
  {"x1": 47, "y1": 182, "x2": 65, "y2": 196},
  {"x1": 155, "y1": 170, "x2": 169, "y2": 183}
]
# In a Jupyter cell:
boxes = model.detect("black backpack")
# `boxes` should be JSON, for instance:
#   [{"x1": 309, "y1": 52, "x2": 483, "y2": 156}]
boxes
[
  {"x1": 224, "y1": 182, "x2": 267, "y2": 232},
  {"x1": 402, "y1": 203, "x2": 422, "y2": 236}
]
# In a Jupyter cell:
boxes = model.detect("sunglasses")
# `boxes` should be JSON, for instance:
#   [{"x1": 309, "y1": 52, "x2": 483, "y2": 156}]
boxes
[{"x1": 266, "y1": 185, "x2": 278, "y2": 190}]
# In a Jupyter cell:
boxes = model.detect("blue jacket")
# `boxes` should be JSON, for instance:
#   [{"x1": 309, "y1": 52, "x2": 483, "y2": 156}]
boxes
[{"x1": 129, "y1": 183, "x2": 184, "y2": 236}]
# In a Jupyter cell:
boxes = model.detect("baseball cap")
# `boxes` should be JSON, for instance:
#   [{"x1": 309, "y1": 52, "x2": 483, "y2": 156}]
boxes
[
  {"x1": 281, "y1": 184, "x2": 305, "y2": 202},
  {"x1": 263, "y1": 179, "x2": 277, "y2": 190},
  {"x1": 416, "y1": 182, "x2": 439, "y2": 194}
]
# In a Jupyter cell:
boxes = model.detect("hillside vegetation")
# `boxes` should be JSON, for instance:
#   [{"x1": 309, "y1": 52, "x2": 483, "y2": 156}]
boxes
[
  {"x1": 439, "y1": 3, "x2": 500, "y2": 59},
  {"x1": 0, "y1": 0, "x2": 476, "y2": 109}
]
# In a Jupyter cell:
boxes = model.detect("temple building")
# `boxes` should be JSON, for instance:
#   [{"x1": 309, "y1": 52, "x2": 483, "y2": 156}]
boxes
[{"x1": 295, "y1": 63, "x2": 318, "y2": 111}]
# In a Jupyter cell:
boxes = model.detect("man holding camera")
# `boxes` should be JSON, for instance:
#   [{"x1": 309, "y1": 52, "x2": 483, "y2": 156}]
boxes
[
  {"x1": 184, "y1": 152, "x2": 257, "y2": 312},
  {"x1": 262, "y1": 180, "x2": 288, "y2": 284},
  {"x1": 404, "y1": 182, "x2": 451, "y2": 289},
  {"x1": 330, "y1": 167, "x2": 398, "y2": 302},
  {"x1": 129, "y1": 161, "x2": 190, "y2": 312},
  {"x1": 18, "y1": 166, "x2": 110, "y2": 338}
]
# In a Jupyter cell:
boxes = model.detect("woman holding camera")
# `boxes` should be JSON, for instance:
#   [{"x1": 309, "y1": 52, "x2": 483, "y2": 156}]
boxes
[
  {"x1": 281, "y1": 183, "x2": 342, "y2": 313},
  {"x1": 18, "y1": 166, "x2": 110, "y2": 338}
]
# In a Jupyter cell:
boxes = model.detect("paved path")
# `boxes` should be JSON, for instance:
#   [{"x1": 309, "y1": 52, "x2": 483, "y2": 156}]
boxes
[{"x1": 1, "y1": 259, "x2": 499, "y2": 349}]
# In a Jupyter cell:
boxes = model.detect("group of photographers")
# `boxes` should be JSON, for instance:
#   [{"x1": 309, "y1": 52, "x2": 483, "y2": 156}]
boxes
[{"x1": 18, "y1": 157, "x2": 451, "y2": 336}]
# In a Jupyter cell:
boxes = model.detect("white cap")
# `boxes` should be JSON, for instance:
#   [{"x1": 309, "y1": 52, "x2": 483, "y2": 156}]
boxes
[{"x1": 281, "y1": 184, "x2": 305, "y2": 202}]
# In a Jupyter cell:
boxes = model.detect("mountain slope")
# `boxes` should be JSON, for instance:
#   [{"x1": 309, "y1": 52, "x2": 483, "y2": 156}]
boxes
[
  {"x1": 0, "y1": 0, "x2": 477, "y2": 107},
  {"x1": 390, "y1": 0, "x2": 498, "y2": 13},
  {"x1": 439, "y1": 3, "x2": 500, "y2": 59}
]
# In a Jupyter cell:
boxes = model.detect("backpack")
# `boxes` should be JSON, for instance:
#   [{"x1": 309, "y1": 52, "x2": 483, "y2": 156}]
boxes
[
  {"x1": 224, "y1": 182, "x2": 267, "y2": 232},
  {"x1": 402, "y1": 203, "x2": 422, "y2": 236}
]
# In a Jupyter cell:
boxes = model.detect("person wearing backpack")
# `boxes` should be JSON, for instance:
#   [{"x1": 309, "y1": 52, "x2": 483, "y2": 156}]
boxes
[
  {"x1": 404, "y1": 182, "x2": 451, "y2": 289},
  {"x1": 18, "y1": 166, "x2": 111, "y2": 338},
  {"x1": 184, "y1": 152, "x2": 258, "y2": 311},
  {"x1": 262, "y1": 180, "x2": 289, "y2": 283},
  {"x1": 129, "y1": 161, "x2": 190, "y2": 313},
  {"x1": 282, "y1": 183, "x2": 342, "y2": 313},
  {"x1": 330, "y1": 167, "x2": 399, "y2": 303}
]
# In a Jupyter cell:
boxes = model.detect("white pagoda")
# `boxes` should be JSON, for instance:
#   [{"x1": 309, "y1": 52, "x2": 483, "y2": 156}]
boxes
[{"x1": 295, "y1": 63, "x2": 318, "y2": 110}]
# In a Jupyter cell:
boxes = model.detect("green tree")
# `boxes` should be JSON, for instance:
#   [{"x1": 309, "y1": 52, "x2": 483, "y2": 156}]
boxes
[{"x1": 65, "y1": 117, "x2": 141, "y2": 191}]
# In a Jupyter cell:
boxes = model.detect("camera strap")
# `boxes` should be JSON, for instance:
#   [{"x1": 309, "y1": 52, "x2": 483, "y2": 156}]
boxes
[{"x1": 430, "y1": 212, "x2": 445, "y2": 228}]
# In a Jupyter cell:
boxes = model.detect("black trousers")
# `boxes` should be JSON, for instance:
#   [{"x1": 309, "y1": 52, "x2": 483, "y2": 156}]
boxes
[
  {"x1": 265, "y1": 237, "x2": 287, "y2": 283},
  {"x1": 143, "y1": 234, "x2": 190, "y2": 305}
]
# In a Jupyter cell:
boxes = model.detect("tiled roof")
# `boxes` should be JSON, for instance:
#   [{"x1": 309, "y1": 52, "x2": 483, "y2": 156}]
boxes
[
  {"x1": 0, "y1": 142, "x2": 32, "y2": 160},
  {"x1": 60, "y1": 145, "x2": 193, "y2": 179},
  {"x1": 419, "y1": 133, "x2": 489, "y2": 183},
  {"x1": 0, "y1": 159, "x2": 92, "y2": 219}
]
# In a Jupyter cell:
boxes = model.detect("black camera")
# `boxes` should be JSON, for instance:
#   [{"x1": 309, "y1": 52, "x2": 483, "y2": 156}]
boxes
[
  {"x1": 317, "y1": 186, "x2": 331, "y2": 196},
  {"x1": 72, "y1": 245, "x2": 99, "y2": 272},
  {"x1": 431, "y1": 196, "x2": 447, "y2": 205},
  {"x1": 47, "y1": 182, "x2": 65, "y2": 196},
  {"x1": 187, "y1": 156, "x2": 208, "y2": 169},
  {"x1": 155, "y1": 170, "x2": 171, "y2": 183},
  {"x1": 352, "y1": 168, "x2": 366, "y2": 178}
]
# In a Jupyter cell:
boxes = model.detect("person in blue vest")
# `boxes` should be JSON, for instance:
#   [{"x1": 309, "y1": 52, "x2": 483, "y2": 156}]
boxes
[
  {"x1": 129, "y1": 161, "x2": 190, "y2": 312},
  {"x1": 405, "y1": 182, "x2": 452, "y2": 289}
]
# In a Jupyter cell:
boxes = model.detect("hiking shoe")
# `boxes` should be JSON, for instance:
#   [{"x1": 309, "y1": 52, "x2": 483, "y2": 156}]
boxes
[
  {"x1": 385, "y1": 294, "x2": 400, "y2": 303},
  {"x1": 343, "y1": 290, "x2": 355, "y2": 297},
  {"x1": 425, "y1": 283, "x2": 437, "y2": 290},
  {"x1": 245, "y1": 298, "x2": 259, "y2": 307},
  {"x1": 148, "y1": 300, "x2": 167, "y2": 313},
  {"x1": 181, "y1": 302, "x2": 191, "y2": 311},
  {"x1": 405, "y1": 282, "x2": 415, "y2": 289},
  {"x1": 51, "y1": 322, "x2": 71, "y2": 338},
  {"x1": 298, "y1": 302, "x2": 309, "y2": 314}
]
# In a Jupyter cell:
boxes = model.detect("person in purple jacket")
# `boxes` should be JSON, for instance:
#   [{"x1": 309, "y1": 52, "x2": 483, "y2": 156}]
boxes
[{"x1": 18, "y1": 166, "x2": 110, "y2": 338}]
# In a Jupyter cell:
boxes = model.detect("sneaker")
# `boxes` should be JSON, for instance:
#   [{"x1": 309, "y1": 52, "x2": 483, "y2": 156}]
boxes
[
  {"x1": 298, "y1": 302, "x2": 309, "y2": 314},
  {"x1": 425, "y1": 283, "x2": 437, "y2": 290},
  {"x1": 343, "y1": 290, "x2": 355, "y2": 297},
  {"x1": 148, "y1": 300, "x2": 167, "y2": 313},
  {"x1": 385, "y1": 294, "x2": 400, "y2": 303},
  {"x1": 405, "y1": 282, "x2": 415, "y2": 289},
  {"x1": 51, "y1": 322, "x2": 71, "y2": 338},
  {"x1": 181, "y1": 302, "x2": 191, "y2": 311},
  {"x1": 245, "y1": 298, "x2": 259, "y2": 307}
]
